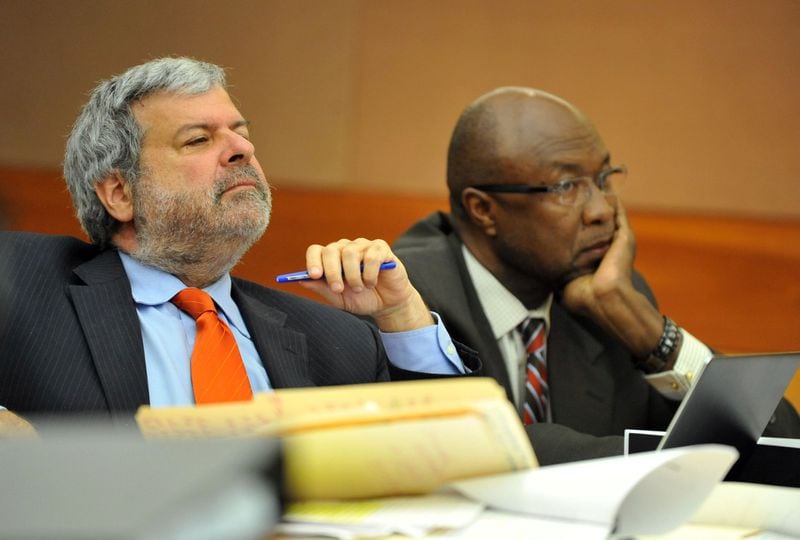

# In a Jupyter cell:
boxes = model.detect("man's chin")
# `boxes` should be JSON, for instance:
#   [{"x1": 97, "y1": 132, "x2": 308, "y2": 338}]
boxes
[
  {"x1": 222, "y1": 186, "x2": 266, "y2": 201},
  {"x1": 559, "y1": 264, "x2": 600, "y2": 287}
]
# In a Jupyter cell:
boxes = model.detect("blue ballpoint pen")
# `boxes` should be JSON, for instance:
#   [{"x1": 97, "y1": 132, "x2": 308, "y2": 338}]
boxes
[{"x1": 275, "y1": 261, "x2": 398, "y2": 283}]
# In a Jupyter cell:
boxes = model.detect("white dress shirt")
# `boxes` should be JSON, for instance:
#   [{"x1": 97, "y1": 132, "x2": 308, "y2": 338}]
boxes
[
  {"x1": 462, "y1": 246, "x2": 712, "y2": 407},
  {"x1": 120, "y1": 253, "x2": 465, "y2": 407}
]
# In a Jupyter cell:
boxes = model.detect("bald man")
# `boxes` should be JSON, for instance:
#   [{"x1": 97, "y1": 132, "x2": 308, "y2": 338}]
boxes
[{"x1": 394, "y1": 87, "x2": 799, "y2": 461}]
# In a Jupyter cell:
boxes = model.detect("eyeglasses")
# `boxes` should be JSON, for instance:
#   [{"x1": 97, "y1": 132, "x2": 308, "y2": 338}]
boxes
[{"x1": 471, "y1": 165, "x2": 627, "y2": 207}]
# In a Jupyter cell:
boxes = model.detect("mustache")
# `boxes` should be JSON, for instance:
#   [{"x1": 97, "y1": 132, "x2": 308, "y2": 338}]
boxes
[{"x1": 213, "y1": 165, "x2": 269, "y2": 201}]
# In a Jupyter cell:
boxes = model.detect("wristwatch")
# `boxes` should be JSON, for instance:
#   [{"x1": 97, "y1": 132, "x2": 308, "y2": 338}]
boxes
[{"x1": 637, "y1": 315, "x2": 682, "y2": 373}]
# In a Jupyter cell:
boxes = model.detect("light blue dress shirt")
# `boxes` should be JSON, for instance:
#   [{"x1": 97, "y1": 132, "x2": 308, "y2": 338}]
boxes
[{"x1": 119, "y1": 253, "x2": 464, "y2": 407}]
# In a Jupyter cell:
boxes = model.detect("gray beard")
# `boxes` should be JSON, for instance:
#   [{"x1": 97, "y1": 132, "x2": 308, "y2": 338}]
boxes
[{"x1": 130, "y1": 165, "x2": 272, "y2": 286}]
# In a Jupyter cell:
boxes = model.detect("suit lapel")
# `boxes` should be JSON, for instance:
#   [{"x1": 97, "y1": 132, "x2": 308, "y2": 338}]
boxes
[
  {"x1": 442, "y1": 234, "x2": 514, "y2": 395},
  {"x1": 69, "y1": 252, "x2": 314, "y2": 411},
  {"x1": 70, "y1": 250, "x2": 149, "y2": 413},
  {"x1": 232, "y1": 282, "x2": 314, "y2": 389},
  {"x1": 399, "y1": 215, "x2": 515, "y2": 398},
  {"x1": 548, "y1": 302, "x2": 615, "y2": 432}
]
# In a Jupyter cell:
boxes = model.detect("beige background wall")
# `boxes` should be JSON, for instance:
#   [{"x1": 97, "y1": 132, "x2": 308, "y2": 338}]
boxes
[{"x1": 1, "y1": 0, "x2": 799, "y2": 218}]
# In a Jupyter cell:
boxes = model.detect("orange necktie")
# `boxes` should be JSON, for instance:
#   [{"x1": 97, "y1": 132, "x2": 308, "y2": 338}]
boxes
[{"x1": 171, "y1": 288, "x2": 253, "y2": 404}]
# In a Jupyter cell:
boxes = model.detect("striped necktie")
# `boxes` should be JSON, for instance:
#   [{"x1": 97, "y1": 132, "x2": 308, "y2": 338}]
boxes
[
  {"x1": 518, "y1": 317, "x2": 548, "y2": 424},
  {"x1": 171, "y1": 288, "x2": 253, "y2": 404}
]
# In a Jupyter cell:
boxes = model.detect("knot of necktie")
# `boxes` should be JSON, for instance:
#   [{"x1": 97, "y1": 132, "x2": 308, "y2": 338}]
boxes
[
  {"x1": 171, "y1": 288, "x2": 217, "y2": 320},
  {"x1": 518, "y1": 317, "x2": 546, "y2": 355}
]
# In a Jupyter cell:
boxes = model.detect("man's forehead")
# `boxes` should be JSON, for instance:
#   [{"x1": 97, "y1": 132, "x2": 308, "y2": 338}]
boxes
[
  {"x1": 131, "y1": 86, "x2": 241, "y2": 127},
  {"x1": 492, "y1": 99, "x2": 606, "y2": 169}
]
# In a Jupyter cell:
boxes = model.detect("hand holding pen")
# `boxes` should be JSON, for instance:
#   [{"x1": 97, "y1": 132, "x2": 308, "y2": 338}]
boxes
[{"x1": 277, "y1": 238, "x2": 434, "y2": 332}]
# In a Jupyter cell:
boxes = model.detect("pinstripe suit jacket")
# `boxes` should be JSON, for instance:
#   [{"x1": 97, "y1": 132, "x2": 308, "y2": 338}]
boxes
[{"x1": 0, "y1": 232, "x2": 477, "y2": 419}]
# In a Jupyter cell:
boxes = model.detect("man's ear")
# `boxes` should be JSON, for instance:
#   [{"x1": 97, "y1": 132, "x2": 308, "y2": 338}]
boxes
[
  {"x1": 461, "y1": 188, "x2": 498, "y2": 237},
  {"x1": 94, "y1": 172, "x2": 133, "y2": 223}
]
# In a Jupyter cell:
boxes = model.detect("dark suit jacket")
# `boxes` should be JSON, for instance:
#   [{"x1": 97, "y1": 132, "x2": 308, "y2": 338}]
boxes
[
  {"x1": 394, "y1": 212, "x2": 800, "y2": 458},
  {"x1": 0, "y1": 231, "x2": 479, "y2": 419}
]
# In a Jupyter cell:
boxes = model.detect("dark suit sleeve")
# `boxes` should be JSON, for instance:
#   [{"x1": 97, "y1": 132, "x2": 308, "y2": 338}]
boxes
[{"x1": 525, "y1": 423, "x2": 623, "y2": 465}]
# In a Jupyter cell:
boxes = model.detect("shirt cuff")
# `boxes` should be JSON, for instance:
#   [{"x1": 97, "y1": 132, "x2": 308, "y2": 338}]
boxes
[
  {"x1": 644, "y1": 328, "x2": 713, "y2": 400},
  {"x1": 379, "y1": 312, "x2": 465, "y2": 375}
]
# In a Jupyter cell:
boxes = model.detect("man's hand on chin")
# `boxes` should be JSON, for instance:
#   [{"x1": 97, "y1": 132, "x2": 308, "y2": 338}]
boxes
[
  {"x1": 560, "y1": 201, "x2": 664, "y2": 358},
  {"x1": 561, "y1": 199, "x2": 637, "y2": 318}
]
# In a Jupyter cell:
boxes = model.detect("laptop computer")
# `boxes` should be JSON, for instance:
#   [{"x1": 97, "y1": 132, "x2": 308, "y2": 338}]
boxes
[
  {"x1": 625, "y1": 352, "x2": 800, "y2": 484},
  {"x1": 656, "y1": 352, "x2": 800, "y2": 453}
]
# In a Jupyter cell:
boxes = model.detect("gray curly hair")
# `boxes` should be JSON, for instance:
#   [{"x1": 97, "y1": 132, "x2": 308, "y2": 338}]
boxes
[{"x1": 63, "y1": 57, "x2": 226, "y2": 247}]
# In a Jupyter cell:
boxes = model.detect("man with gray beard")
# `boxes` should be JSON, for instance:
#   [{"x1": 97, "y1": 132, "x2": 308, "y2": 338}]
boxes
[{"x1": 0, "y1": 57, "x2": 479, "y2": 426}]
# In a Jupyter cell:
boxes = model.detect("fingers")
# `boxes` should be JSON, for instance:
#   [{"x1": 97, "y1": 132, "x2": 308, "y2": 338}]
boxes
[
  {"x1": 614, "y1": 199, "x2": 636, "y2": 252},
  {"x1": 305, "y1": 238, "x2": 394, "y2": 293},
  {"x1": 614, "y1": 198, "x2": 629, "y2": 229}
]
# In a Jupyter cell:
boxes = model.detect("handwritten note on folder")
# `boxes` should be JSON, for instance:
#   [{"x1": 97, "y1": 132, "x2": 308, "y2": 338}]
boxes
[{"x1": 135, "y1": 378, "x2": 537, "y2": 500}]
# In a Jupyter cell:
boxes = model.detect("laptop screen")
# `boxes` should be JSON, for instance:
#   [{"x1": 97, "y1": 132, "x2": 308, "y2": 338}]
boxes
[{"x1": 657, "y1": 352, "x2": 800, "y2": 453}]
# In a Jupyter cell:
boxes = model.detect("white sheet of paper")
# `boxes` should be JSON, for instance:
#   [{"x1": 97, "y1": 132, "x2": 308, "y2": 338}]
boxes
[
  {"x1": 436, "y1": 509, "x2": 609, "y2": 540},
  {"x1": 690, "y1": 481, "x2": 800, "y2": 536},
  {"x1": 449, "y1": 445, "x2": 738, "y2": 537},
  {"x1": 281, "y1": 493, "x2": 484, "y2": 538}
]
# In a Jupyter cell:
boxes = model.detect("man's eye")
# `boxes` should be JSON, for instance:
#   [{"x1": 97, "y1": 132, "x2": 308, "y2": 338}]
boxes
[
  {"x1": 554, "y1": 180, "x2": 578, "y2": 194},
  {"x1": 185, "y1": 137, "x2": 208, "y2": 146}
]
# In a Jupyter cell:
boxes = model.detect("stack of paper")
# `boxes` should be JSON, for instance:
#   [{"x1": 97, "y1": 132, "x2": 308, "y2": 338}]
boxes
[
  {"x1": 136, "y1": 379, "x2": 748, "y2": 538},
  {"x1": 137, "y1": 378, "x2": 537, "y2": 499},
  {"x1": 278, "y1": 494, "x2": 484, "y2": 538},
  {"x1": 276, "y1": 445, "x2": 738, "y2": 539}
]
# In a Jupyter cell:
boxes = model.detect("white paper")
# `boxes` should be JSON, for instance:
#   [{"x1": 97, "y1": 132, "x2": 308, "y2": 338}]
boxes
[
  {"x1": 436, "y1": 509, "x2": 609, "y2": 540},
  {"x1": 276, "y1": 445, "x2": 740, "y2": 539},
  {"x1": 280, "y1": 493, "x2": 484, "y2": 538},
  {"x1": 690, "y1": 481, "x2": 800, "y2": 537},
  {"x1": 449, "y1": 445, "x2": 738, "y2": 537}
]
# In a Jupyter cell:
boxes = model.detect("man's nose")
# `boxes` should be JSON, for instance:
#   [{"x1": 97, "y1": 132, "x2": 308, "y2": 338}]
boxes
[
  {"x1": 222, "y1": 132, "x2": 255, "y2": 165},
  {"x1": 582, "y1": 184, "x2": 615, "y2": 224}
]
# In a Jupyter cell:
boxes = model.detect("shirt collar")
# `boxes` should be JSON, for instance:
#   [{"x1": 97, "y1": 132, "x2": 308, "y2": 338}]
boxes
[
  {"x1": 118, "y1": 251, "x2": 251, "y2": 338},
  {"x1": 461, "y1": 245, "x2": 553, "y2": 339}
]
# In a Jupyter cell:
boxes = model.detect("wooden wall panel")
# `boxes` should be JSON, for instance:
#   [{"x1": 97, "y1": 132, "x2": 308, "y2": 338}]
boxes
[
  {"x1": 4, "y1": 0, "x2": 799, "y2": 218},
  {"x1": 2, "y1": 167, "x2": 799, "y2": 409}
]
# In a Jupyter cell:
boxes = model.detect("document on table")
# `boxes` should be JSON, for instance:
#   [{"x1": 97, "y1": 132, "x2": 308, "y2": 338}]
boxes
[
  {"x1": 278, "y1": 445, "x2": 739, "y2": 539},
  {"x1": 136, "y1": 378, "x2": 537, "y2": 500},
  {"x1": 689, "y1": 481, "x2": 800, "y2": 537},
  {"x1": 278, "y1": 494, "x2": 484, "y2": 539},
  {"x1": 449, "y1": 444, "x2": 737, "y2": 538},
  {"x1": 641, "y1": 482, "x2": 800, "y2": 540}
]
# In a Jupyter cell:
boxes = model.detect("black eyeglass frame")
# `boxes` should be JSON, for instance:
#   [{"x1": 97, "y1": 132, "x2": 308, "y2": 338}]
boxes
[{"x1": 470, "y1": 164, "x2": 627, "y2": 197}]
